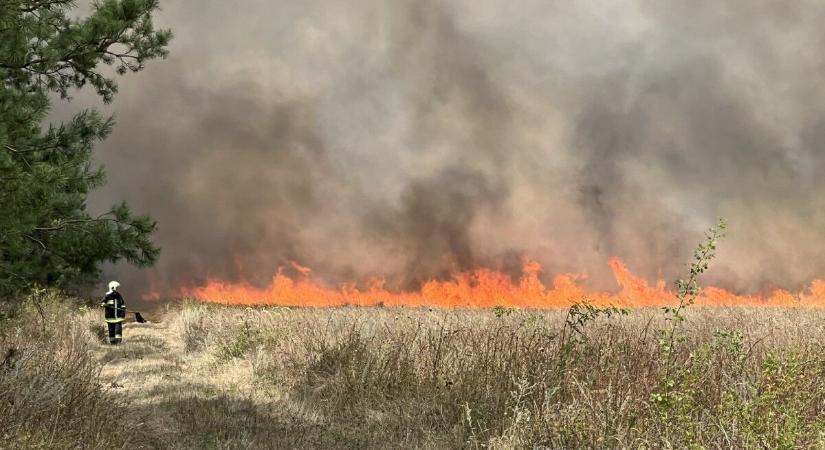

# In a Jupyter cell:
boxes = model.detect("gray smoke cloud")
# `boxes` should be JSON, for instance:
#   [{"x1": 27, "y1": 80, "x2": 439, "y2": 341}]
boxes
[{"x1": 57, "y1": 0, "x2": 825, "y2": 299}]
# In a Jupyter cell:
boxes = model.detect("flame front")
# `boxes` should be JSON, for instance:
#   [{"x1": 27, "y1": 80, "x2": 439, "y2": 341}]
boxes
[{"x1": 173, "y1": 257, "x2": 825, "y2": 308}]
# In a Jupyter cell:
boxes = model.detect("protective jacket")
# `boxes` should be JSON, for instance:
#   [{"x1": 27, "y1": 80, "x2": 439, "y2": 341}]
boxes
[{"x1": 101, "y1": 290, "x2": 126, "y2": 323}]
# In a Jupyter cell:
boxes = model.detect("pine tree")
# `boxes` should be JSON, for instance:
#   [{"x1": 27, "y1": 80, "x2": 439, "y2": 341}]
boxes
[{"x1": 0, "y1": 0, "x2": 172, "y2": 299}]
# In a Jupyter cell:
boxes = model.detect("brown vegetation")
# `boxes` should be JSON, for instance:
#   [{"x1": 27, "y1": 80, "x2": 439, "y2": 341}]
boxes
[
  {"x1": 4, "y1": 296, "x2": 825, "y2": 448},
  {"x1": 0, "y1": 292, "x2": 158, "y2": 449}
]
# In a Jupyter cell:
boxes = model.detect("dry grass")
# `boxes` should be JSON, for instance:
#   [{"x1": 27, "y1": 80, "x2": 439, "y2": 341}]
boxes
[
  {"x1": 6, "y1": 298, "x2": 825, "y2": 448},
  {"x1": 0, "y1": 292, "x2": 158, "y2": 449},
  {"x1": 161, "y1": 302, "x2": 825, "y2": 449}
]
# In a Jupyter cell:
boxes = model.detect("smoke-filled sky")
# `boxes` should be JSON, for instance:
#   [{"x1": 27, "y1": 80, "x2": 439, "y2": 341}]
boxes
[{"x1": 54, "y1": 0, "x2": 825, "y2": 299}]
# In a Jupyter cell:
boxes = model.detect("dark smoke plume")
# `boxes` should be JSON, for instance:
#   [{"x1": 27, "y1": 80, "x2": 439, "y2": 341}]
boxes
[{"x1": 56, "y1": 0, "x2": 825, "y2": 300}]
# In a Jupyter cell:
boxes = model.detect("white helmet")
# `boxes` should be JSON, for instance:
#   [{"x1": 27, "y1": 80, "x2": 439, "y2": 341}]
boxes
[{"x1": 108, "y1": 281, "x2": 121, "y2": 291}]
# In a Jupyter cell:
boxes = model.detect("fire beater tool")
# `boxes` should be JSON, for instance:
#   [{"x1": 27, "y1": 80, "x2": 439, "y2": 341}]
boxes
[{"x1": 113, "y1": 307, "x2": 147, "y2": 323}]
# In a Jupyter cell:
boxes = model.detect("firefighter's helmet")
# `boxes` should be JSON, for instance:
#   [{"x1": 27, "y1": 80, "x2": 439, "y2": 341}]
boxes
[{"x1": 108, "y1": 281, "x2": 121, "y2": 291}]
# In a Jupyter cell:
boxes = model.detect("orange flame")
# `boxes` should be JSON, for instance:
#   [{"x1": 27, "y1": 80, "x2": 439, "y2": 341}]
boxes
[{"x1": 171, "y1": 257, "x2": 825, "y2": 308}]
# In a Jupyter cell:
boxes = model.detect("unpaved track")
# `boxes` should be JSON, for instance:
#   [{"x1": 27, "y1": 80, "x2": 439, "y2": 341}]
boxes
[
  {"x1": 89, "y1": 320, "x2": 331, "y2": 449},
  {"x1": 92, "y1": 321, "x2": 188, "y2": 441}
]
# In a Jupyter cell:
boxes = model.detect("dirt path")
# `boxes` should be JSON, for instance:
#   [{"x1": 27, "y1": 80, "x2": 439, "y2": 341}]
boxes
[
  {"x1": 89, "y1": 319, "x2": 328, "y2": 449},
  {"x1": 93, "y1": 321, "x2": 187, "y2": 439}
]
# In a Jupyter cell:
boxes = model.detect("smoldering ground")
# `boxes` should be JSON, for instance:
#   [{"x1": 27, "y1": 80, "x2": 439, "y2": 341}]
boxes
[{"x1": 57, "y1": 0, "x2": 825, "y2": 299}]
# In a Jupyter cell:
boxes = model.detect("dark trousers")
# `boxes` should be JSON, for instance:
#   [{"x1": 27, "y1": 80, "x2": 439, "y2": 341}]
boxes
[{"x1": 107, "y1": 322, "x2": 123, "y2": 344}]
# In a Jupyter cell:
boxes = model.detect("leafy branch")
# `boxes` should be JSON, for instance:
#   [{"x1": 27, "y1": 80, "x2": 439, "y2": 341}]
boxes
[{"x1": 653, "y1": 219, "x2": 727, "y2": 414}]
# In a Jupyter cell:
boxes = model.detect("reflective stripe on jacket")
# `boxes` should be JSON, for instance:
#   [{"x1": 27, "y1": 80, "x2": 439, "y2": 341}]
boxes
[{"x1": 101, "y1": 291, "x2": 126, "y2": 322}]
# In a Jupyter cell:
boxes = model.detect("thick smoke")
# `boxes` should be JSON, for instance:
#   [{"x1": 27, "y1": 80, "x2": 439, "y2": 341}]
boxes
[{"x1": 63, "y1": 0, "x2": 825, "y2": 299}]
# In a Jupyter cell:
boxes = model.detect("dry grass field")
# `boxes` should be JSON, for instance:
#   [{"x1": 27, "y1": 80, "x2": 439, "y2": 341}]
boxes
[{"x1": 4, "y1": 294, "x2": 825, "y2": 449}]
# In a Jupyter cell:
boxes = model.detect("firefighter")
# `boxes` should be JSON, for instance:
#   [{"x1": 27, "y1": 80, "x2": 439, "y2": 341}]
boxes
[{"x1": 101, "y1": 281, "x2": 126, "y2": 344}]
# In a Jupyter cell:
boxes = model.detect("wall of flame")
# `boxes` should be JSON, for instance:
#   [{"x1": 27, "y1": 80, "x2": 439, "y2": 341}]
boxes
[{"x1": 161, "y1": 258, "x2": 825, "y2": 308}]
